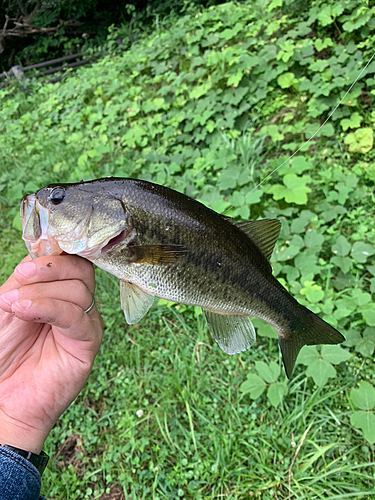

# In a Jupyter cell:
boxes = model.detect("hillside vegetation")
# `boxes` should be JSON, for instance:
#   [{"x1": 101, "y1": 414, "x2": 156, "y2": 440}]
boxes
[{"x1": 1, "y1": 0, "x2": 375, "y2": 498}]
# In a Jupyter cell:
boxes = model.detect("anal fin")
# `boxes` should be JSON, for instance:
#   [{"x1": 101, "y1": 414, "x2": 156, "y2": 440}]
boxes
[
  {"x1": 120, "y1": 280, "x2": 155, "y2": 325},
  {"x1": 203, "y1": 309, "x2": 256, "y2": 355}
]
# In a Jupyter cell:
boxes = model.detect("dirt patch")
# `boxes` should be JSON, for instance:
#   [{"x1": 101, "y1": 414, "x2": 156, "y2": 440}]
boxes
[
  {"x1": 99, "y1": 485, "x2": 125, "y2": 500},
  {"x1": 54, "y1": 433, "x2": 85, "y2": 475}
]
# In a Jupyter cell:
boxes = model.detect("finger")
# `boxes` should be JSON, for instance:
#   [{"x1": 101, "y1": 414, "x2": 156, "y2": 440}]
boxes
[
  {"x1": 11, "y1": 297, "x2": 103, "y2": 349},
  {"x1": 13, "y1": 254, "x2": 96, "y2": 295},
  {"x1": 0, "y1": 280, "x2": 93, "y2": 315}
]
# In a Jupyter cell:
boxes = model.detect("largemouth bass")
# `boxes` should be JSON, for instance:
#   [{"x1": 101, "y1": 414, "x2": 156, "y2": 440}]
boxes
[{"x1": 20, "y1": 178, "x2": 344, "y2": 377}]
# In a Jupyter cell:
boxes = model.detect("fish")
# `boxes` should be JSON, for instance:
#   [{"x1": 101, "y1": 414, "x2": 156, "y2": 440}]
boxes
[{"x1": 20, "y1": 177, "x2": 345, "y2": 377}]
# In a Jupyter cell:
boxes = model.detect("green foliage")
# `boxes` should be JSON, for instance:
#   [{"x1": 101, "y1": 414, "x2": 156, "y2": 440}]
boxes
[
  {"x1": 268, "y1": 173, "x2": 312, "y2": 204},
  {"x1": 297, "y1": 345, "x2": 351, "y2": 386},
  {"x1": 350, "y1": 382, "x2": 375, "y2": 444},
  {"x1": 1, "y1": 0, "x2": 375, "y2": 497},
  {"x1": 345, "y1": 127, "x2": 374, "y2": 154},
  {"x1": 345, "y1": 327, "x2": 375, "y2": 358},
  {"x1": 240, "y1": 360, "x2": 288, "y2": 407}
]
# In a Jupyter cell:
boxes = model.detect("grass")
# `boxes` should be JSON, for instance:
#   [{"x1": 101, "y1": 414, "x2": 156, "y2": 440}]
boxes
[{"x1": 35, "y1": 274, "x2": 373, "y2": 500}]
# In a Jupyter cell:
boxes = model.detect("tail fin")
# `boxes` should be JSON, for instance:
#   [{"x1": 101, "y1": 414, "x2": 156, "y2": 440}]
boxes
[{"x1": 278, "y1": 309, "x2": 345, "y2": 379}]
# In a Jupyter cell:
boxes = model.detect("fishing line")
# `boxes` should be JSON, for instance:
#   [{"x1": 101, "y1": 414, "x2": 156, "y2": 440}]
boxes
[{"x1": 248, "y1": 51, "x2": 375, "y2": 195}]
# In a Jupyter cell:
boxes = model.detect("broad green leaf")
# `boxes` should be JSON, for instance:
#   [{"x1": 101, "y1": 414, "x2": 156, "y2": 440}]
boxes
[
  {"x1": 269, "y1": 174, "x2": 311, "y2": 205},
  {"x1": 12, "y1": 213, "x2": 23, "y2": 231},
  {"x1": 317, "y1": 5, "x2": 343, "y2": 26},
  {"x1": 240, "y1": 374, "x2": 266, "y2": 399},
  {"x1": 274, "y1": 244, "x2": 300, "y2": 261},
  {"x1": 340, "y1": 112, "x2": 363, "y2": 131},
  {"x1": 283, "y1": 265, "x2": 300, "y2": 282},
  {"x1": 306, "y1": 358, "x2": 336, "y2": 386},
  {"x1": 294, "y1": 254, "x2": 319, "y2": 278},
  {"x1": 268, "y1": 0, "x2": 282, "y2": 12},
  {"x1": 320, "y1": 123, "x2": 335, "y2": 137},
  {"x1": 351, "y1": 242, "x2": 375, "y2": 263},
  {"x1": 362, "y1": 309, "x2": 375, "y2": 327},
  {"x1": 343, "y1": 10, "x2": 373, "y2": 33},
  {"x1": 260, "y1": 124, "x2": 284, "y2": 142},
  {"x1": 304, "y1": 229, "x2": 324, "y2": 249},
  {"x1": 331, "y1": 235, "x2": 351, "y2": 257},
  {"x1": 219, "y1": 168, "x2": 239, "y2": 190},
  {"x1": 277, "y1": 72, "x2": 297, "y2": 89},
  {"x1": 331, "y1": 256, "x2": 352, "y2": 274},
  {"x1": 227, "y1": 70, "x2": 243, "y2": 87},
  {"x1": 253, "y1": 319, "x2": 278, "y2": 339},
  {"x1": 350, "y1": 382, "x2": 375, "y2": 411},
  {"x1": 300, "y1": 281, "x2": 324, "y2": 303},
  {"x1": 343, "y1": 329, "x2": 361, "y2": 348},
  {"x1": 290, "y1": 210, "x2": 315, "y2": 233},
  {"x1": 352, "y1": 289, "x2": 371, "y2": 307},
  {"x1": 267, "y1": 383, "x2": 286, "y2": 407},
  {"x1": 344, "y1": 128, "x2": 373, "y2": 154},
  {"x1": 77, "y1": 153, "x2": 88, "y2": 167},
  {"x1": 255, "y1": 361, "x2": 280, "y2": 384},
  {"x1": 321, "y1": 345, "x2": 351, "y2": 365},
  {"x1": 350, "y1": 411, "x2": 375, "y2": 444},
  {"x1": 363, "y1": 327, "x2": 375, "y2": 341},
  {"x1": 334, "y1": 297, "x2": 356, "y2": 320},
  {"x1": 356, "y1": 337, "x2": 375, "y2": 357},
  {"x1": 284, "y1": 174, "x2": 311, "y2": 204},
  {"x1": 297, "y1": 345, "x2": 319, "y2": 365},
  {"x1": 189, "y1": 82, "x2": 212, "y2": 100},
  {"x1": 7, "y1": 183, "x2": 24, "y2": 201},
  {"x1": 314, "y1": 37, "x2": 333, "y2": 52},
  {"x1": 279, "y1": 157, "x2": 313, "y2": 176}
]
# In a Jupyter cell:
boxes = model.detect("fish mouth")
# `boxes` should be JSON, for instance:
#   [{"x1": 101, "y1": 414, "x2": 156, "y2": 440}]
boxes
[
  {"x1": 21, "y1": 195, "x2": 129, "y2": 260},
  {"x1": 21, "y1": 194, "x2": 92, "y2": 259},
  {"x1": 21, "y1": 195, "x2": 63, "y2": 258}
]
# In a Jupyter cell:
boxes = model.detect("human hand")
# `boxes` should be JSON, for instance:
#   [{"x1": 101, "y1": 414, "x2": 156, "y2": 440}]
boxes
[{"x1": 0, "y1": 255, "x2": 103, "y2": 454}]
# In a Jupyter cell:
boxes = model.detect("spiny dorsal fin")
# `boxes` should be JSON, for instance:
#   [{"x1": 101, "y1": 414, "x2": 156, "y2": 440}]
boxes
[{"x1": 234, "y1": 219, "x2": 281, "y2": 261}]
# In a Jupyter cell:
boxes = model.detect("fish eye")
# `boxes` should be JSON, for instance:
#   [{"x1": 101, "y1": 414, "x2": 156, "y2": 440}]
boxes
[{"x1": 50, "y1": 187, "x2": 65, "y2": 205}]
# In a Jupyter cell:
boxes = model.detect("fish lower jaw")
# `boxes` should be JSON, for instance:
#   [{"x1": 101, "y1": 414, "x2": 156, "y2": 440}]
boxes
[{"x1": 26, "y1": 238, "x2": 63, "y2": 258}]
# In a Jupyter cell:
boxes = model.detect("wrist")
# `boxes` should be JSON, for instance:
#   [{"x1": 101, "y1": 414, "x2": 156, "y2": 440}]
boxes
[{"x1": 0, "y1": 417, "x2": 49, "y2": 454}]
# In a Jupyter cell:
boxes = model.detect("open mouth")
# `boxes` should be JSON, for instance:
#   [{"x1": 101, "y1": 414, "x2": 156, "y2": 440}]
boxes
[{"x1": 21, "y1": 195, "x2": 62, "y2": 258}]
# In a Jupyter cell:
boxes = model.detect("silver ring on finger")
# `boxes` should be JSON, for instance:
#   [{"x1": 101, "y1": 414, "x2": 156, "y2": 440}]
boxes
[{"x1": 84, "y1": 297, "x2": 95, "y2": 314}]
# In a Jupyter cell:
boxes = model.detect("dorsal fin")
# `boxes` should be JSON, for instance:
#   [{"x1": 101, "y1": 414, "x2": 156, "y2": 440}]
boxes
[{"x1": 234, "y1": 219, "x2": 281, "y2": 261}]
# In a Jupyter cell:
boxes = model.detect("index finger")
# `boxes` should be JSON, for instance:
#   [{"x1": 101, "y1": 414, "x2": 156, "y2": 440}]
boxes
[{"x1": 13, "y1": 254, "x2": 96, "y2": 296}]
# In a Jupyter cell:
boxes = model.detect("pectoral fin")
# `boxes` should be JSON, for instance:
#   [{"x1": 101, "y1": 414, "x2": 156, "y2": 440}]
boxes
[
  {"x1": 203, "y1": 309, "x2": 256, "y2": 355},
  {"x1": 120, "y1": 280, "x2": 155, "y2": 324},
  {"x1": 129, "y1": 244, "x2": 188, "y2": 265}
]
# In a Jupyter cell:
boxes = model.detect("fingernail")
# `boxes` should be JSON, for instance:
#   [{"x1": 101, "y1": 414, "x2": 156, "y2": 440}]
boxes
[
  {"x1": 17, "y1": 262, "x2": 36, "y2": 278},
  {"x1": 13, "y1": 300, "x2": 32, "y2": 312},
  {"x1": 0, "y1": 289, "x2": 19, "y2": 305}
]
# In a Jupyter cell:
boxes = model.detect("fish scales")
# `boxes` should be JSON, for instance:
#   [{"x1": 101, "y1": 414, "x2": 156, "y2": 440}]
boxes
[
  {"x1": 96, "y1": 181, "x2": 289, "y2": 319},
  {"x1": 20, "y1": 177, "x2": 345, "y2": 377}
]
